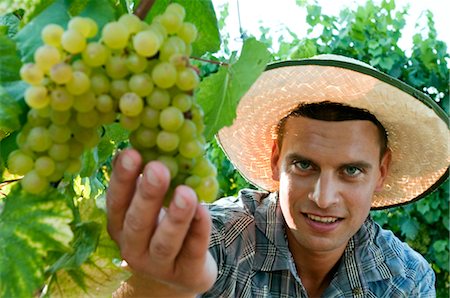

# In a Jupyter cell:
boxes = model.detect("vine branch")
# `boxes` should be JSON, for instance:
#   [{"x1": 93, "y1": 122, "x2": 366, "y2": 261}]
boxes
[
  {"x1": 134, "y1": 0, "x2": 156, "y2": 20},
  {"x1": 190, "y1": 56, "x2": 229, "y2": 66}
]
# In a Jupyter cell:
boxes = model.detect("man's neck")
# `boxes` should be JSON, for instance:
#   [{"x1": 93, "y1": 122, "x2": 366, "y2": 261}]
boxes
[{"x1": 286, "y1": 229, "x2": 347, "y2": 297}]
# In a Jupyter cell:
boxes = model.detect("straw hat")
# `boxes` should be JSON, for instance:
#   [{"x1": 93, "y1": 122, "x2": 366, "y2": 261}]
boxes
[{"x1": 217, "y1": 54, "x2": 449, "y2": 209}]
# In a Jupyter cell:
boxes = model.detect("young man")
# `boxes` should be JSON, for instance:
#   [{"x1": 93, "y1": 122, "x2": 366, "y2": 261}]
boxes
[{"x1": 106, "y1": 55, "x2": 449, "y2": 297}]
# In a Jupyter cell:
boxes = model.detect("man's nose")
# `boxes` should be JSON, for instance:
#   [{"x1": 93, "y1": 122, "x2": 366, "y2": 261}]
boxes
[{"x1": 308, "y1": 173, "x2": 340, "y2": 208}]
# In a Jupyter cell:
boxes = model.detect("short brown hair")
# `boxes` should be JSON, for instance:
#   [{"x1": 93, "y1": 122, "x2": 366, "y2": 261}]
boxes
[{"x1": 276, "y1": 101, "x2": 388, "y2": 157}]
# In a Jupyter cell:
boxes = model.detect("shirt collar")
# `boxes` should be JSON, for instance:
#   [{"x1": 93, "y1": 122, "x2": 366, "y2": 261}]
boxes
[
  {"x1": 247, "y1": 191, "x2": 404, "y2": 283},
  {"x1": 249, "y1": 191, "x2": 292, "y2": 272}
]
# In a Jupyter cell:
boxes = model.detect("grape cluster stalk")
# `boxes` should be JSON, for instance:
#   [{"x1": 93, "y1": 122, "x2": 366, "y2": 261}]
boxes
[{"x1": 9, "y1": 3, "x2": 219, "y2": 203}]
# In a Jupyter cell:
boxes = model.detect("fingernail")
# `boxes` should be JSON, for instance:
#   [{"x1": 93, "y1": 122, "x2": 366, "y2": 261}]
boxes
[
  {"x1": 146, "y1": 166, "x2": 160, "y2": 187},
  {"x1": 121, "y1": 155, "x2": 135, "y2": 171},
  {"x1": 174, "y1": 193, "x2": 187, "y2": 209}
]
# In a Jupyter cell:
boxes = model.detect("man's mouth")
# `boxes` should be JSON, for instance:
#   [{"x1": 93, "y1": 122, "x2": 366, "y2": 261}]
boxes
[{"x1": 306, "y1": 213, "x2": 340, "y2": 224}]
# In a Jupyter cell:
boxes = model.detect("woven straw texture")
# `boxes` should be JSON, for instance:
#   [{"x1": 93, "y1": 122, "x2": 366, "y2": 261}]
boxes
[{"x1": 217, "y1": 56, "x2": 449, "y2": 209}]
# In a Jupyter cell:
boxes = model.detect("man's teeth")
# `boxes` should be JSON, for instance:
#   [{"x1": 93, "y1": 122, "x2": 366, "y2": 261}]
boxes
[{"x1": 307, "y1": 214, "x2": 338, "y2": 223}]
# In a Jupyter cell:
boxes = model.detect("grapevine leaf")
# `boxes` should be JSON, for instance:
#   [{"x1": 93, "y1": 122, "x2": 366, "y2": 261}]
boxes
[
  {"x1": 0, "y1": 185, "x2": 73, "y2": 298},
  {"x1": 0, "y1": 35, "x2": 22, "y2": 83},
  {"x1": 48, "y1": 197, "x2": 129, "y2": 297},
  {"x1": 146, "y1": 0, "x2": 220, "y2": 56},
  {"x1": 0, "y1": 131, "x2": 19, "y2": 171},
  {"x1": 0, "y1": 13, "x2": 20, "y2": 38},
  {"x1": 14, "y1": 0, "x2": 71, "y2": 63},
  {"x1": 97, "y1": 123, "x2": 130, "y2": 164},
  {"x1": 0, "y1": 86, "x2": 24, "y2": 132},
  {"x1": 49, "y1": 221, "x2": 101, "y2": 273},
  {"x1": 400, "y1": 218, "x2": 419, "y2": 240},
  {"x1": 196, "y1": 37, "x2": 270, "y2": 141},
  {"x1": 80, "y1": 149, "x2": 99, "y2": 178}
]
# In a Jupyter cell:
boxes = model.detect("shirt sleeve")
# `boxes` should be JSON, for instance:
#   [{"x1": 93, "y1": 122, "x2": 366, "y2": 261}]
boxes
[{"x1": 412, "y1": 261, "x2": 436, "y2": 297}]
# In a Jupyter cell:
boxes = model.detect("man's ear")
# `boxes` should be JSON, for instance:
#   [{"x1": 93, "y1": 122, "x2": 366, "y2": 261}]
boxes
[
  {"x1": 375, "y1": 148, "x2": 392, "y2": 192},
  {"x1": 271, "y1": 140, "x2": 281, "y2": 181}
]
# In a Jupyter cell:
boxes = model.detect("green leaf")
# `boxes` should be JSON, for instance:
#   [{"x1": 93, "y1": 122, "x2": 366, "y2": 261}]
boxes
[
  {"x1": 0, "y1": 86, "x2": 24, "y2": 132},
  {"x1": 0, "y1": 35, "x2": 22, "y2": 83},
  {"x1": 49, "y1": 221, "x2": 101, "y2": 274},
  {"x1": 0, "y1": 13, "x2": 20, "y2": 38},
  {"x1": 197, "y1": 38, "x2": 270, "y2": 141},
  {"x1": 97, "y1": 123, "x2": 129, "y2": 164},
  {"x1": 80, "y1": 149, "x2": 99, "y2": 178},
  {"x1": 0, "y1": 185, "x2": 73, "y2": 298},
  {"x1": 400, "y1": 218, "x2": 419, "y2": 240},
  {"x1": 145, "y1": 0, "x2": 220, "y2": 56},
  {"x1": 48, "y1": 196, "x2": 129, "y2": 297},
  {"x1": 14, "y1": 0, "x2": 71, "y2": 63}
]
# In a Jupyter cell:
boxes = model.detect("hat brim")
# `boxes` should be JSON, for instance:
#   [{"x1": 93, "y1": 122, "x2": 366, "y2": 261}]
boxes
[{"x1": 217, "y1": 55, "x2": 449, "y2": 209}]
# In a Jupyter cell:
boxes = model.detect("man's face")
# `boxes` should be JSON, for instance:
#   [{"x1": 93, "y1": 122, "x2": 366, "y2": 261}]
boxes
[{"x1": 271, "y1": 116, "x2": 391, "y2": 254}]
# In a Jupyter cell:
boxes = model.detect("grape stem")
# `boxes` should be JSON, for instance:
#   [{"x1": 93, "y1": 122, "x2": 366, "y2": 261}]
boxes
[
  {"x1": 134, "y1": 0, "x2": 156, "y2": 20},
  {"x1": 190, "y1": 56, "x2": 229, "y2": 66}
]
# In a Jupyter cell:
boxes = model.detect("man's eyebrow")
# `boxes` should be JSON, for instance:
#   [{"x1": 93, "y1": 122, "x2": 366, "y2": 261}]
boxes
[
  {"x1": 285, "y1": 153, "x2": 373, "y2": 169},
  {"x1": 338, "y1": 161, "x2": 373, "y2": 170},
  {"x1": 285, "y1": 153, "x2": 315, "y2": 163}
]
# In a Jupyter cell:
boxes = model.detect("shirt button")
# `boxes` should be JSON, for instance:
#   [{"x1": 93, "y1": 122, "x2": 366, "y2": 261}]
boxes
[{"x1": 352, "y1": 287, "x2": 363, "y2": 295}]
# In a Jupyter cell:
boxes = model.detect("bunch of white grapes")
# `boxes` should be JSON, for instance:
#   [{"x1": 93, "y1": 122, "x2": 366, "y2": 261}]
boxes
[{"x1": 8, "y1": 3, "x2": 219, "y2": 203}]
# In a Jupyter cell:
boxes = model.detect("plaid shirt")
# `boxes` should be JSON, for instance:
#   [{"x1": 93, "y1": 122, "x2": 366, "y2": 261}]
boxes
[{"x1": 201, "y1": 189, "x2": 436, "y2": 298}]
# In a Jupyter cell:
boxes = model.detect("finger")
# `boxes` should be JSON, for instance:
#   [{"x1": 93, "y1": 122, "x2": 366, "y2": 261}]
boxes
[
  {"x1": 180, "y1": 203, "x2": 212, "y2": 260},
  {"x1": 106, "y1": 149, "x2": 142, "y2": 242},
  {"x1": 121, "y1": 161, "x2": 171, "y2": 260},
  {"x1": 148, "y1": 185, "x2": 198, "y2": 269}
]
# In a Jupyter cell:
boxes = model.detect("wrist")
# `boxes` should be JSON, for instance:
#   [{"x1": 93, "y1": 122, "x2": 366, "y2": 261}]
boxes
[{"x1": 113, "y1": 274, "x2": 197, "y2": 298}]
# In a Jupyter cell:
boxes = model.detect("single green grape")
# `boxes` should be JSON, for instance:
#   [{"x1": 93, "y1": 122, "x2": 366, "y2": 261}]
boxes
[
  {"x1": 126, "y1": 52, "x2": 148, "y2": 73},
  {"x1": 50, "y1": 62, "x2": 73, "y2": 84},
  {"x1": 178, "y1": 22, "x2": 198, "y2": 44},
  {"x1": 133, "y1": 29, "x2": 161, "y2": 57},
  {"x1": 34, "y1": 155, "x2": 56, "y2": 177},
  {"x1": 48, "y1": 143, "x2": 70, "y2": 161},
  {"x1": 141, "y1": 106, "x2": 160, "y2": 128},
  {"x1": 105, "y1": 55, "x2": 129, "y2": 79},
  {"x1": 179, "y1": 138, "x2": 204, "y2": 159},
  {"x1": 118, "y1": 14, "x2": 143, "y2": 34},
  {"x1": 176, "y1": 67, "x2": 199, "y2": 91},
  {"x1": 102, "y1": 21, "x2": 129, "y2": 49},
  {"x1": 156, "y1": 130, "x2": 180, "y2": 152},
  {"x1": 24, "y1": 86, "x2": 49, "y2": 109},
  {"x1": 152, "y1": 62, "x2": 177, "y2": 89},
  {"x1": 110, "y1": 79, "x2": 130, "y2": 99},
  {"x1": 7, "y1": 150, "x2": 34, "y2": 175},
  {"x1": 82, "y1": 42, "x2": 109, "y2": 67},
  {"x1": 27, "y1": 126, "x2": 52, "y2": 152},
  {"x1": 159, "y1": 106, "x2": 184, "y2": 132},
  {"x1": 66, "y1": 71, "x2": 91, "y2": 95},
  {"x1": 20, "y1": 63, "x2": 44, "y2": 85},
  {"x1": 119, "y1": 92, "x2": 144, "y2": 117},
  {"x1": 51, "y1": 87, "x2": 74, "y2": 111},
  {"x1": 21, "y1": 170, "x2": 49, "y2": 194},
  {"x1": 96, "y1": 94, "x2": 115, "y2": 113},
  {"x1": 147, "y1": 88, "x2": 171, "y2": 110},
  {"x1": 68, "y1": 16, "x2": 92, "y2": 37},
  {"x1": 129, "y1": 73, "x2": 154, "y2": 97},
  {"x1": 48, "y1": 124, "x2": 71, "y2": 143},
  {"x1": 61, "y1": 29, "x2": 87, "y2": 54},
  {"x1": 73, "y1": 91, "x2": 97, "y2": 112},
  {"x1": 172, "y1": 93, "x2": 192, "y2": 112},
  {"x1": 91, "y1": 72, "x2": 111, "y2": 95},
  {"x1": 41, "y1": 24, "x2": 64, "y2": 47}
]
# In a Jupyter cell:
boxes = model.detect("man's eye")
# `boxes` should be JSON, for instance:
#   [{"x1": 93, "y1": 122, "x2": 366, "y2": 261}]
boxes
[
  {"x1": 344, "y1": 166, "x2": 362, "y2": 176},
  {"x1": 295, "y1": 161, "x2": 313, "y2": 170}
]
